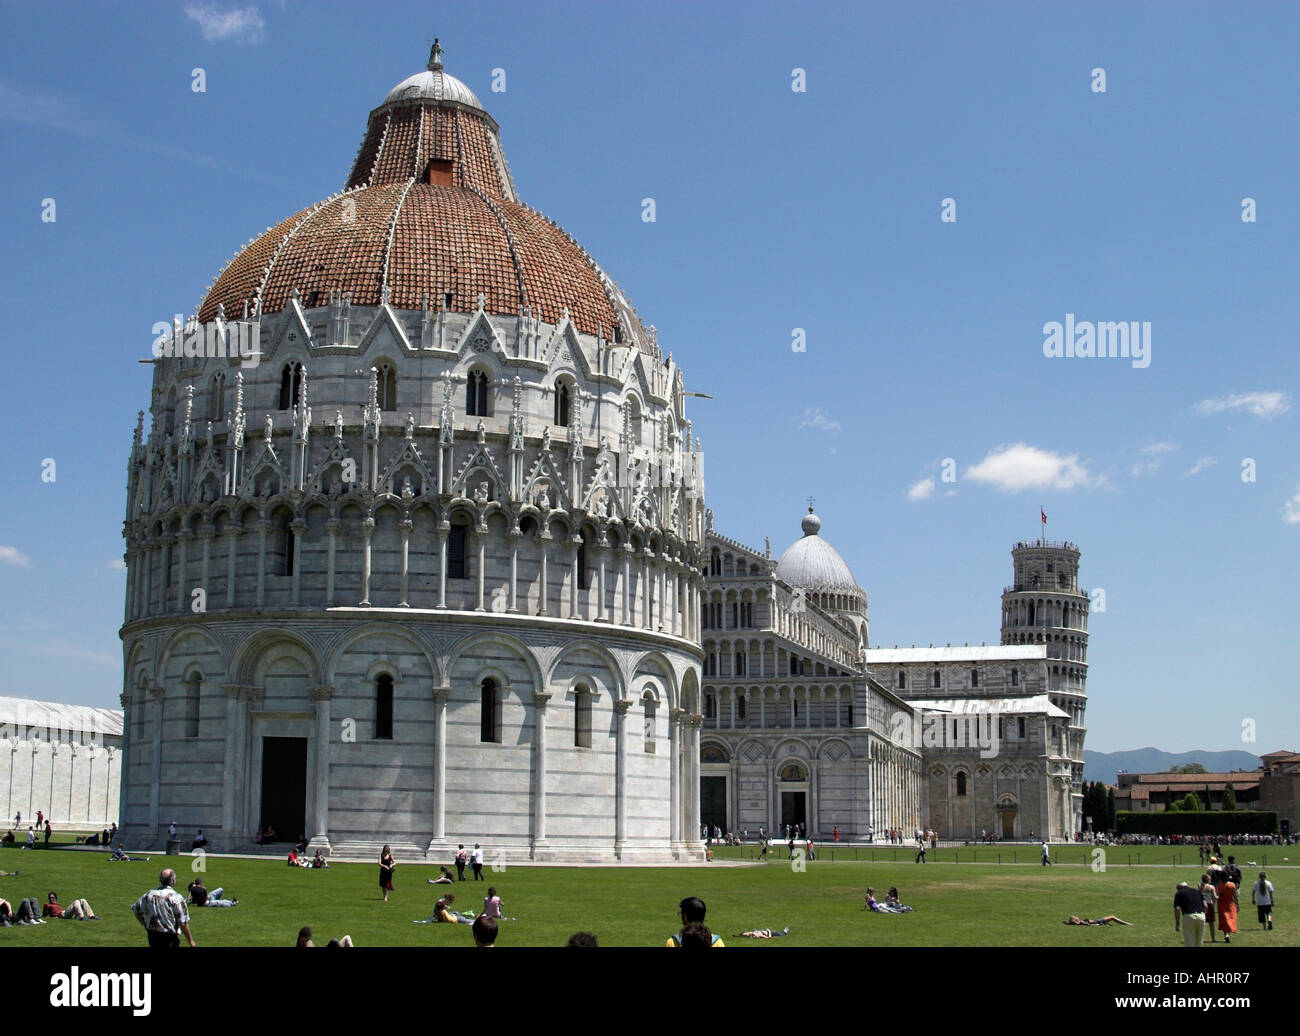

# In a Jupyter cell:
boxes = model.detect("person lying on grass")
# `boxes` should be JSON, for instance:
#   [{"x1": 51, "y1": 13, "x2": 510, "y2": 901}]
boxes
[
  {"x1": 734, "y1": 926, "x2": 791, "y2": 938},
  {"x1": 1064, "y1": 915, "x2": 1131, "y2": 926}
]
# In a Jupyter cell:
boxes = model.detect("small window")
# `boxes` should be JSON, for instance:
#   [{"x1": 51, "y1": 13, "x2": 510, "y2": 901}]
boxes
[
  {"x1": 1017, "y1": 717, "x2": 1026, "y2": 738},
  {"x1": 971, "y1": 669, "x2": 979, "y2": 688},
  {"x1": 375, "y1": 674, "x2": 394, "y2": 740},
  {"x1": 271, "y1": 508, "x2": 294, "y2": 577},
  {"x1": 376, "y1": 363, "x2": 397, "y2": 412},
  {"x1": 1011, "y1": 668, "x2": 1019, "y2": 686},
  {"x1": 704, "y1": 694, "x2": 716, "y2": 720},
  {"x1": 577, "y1": 535, "x2": 590, "y2": 590},
  {"x1": 448, "y1": 524, "x2": 468, "y2": 579},
  {"x1": 956, "y1": 772, "x2": 968, "y2": 797},
  {"x1": 734, "y1": 651, "x2": 746, "y2": 676},
  {"x1": 480, "y1": 678, "x2": 501, "y2": 743},
  {"x1": 210, "y1": 372, "x2": 226, "y2": 422},
  {"x1": 278, "y1": 362, "x2": 304, "y2": 410},
  {"x1": 574, "y1": 687, "x2": 592, "y2": 749},
  {"x1": 737, "y1": 697, "x2": 747, "y2": 720},
  {"x1": 897, "y1": 670, "x2": 906, "y2": 689},
  {"x1": 426, "y1": 158, "x2": 454, "y2": 186},
  {"x1": 466, "y1": 370, "x2": 489, "y2": 417},
  {"x1": 932, "y1": 669, "x2": 941, "y2": 688},
  {"x1": 643, "y1": 692, "x2": 657, "y2": 753},
  {"x1": 709, "y1": 552, "x2": 721, "y2": 577},
  {"x1": 554, "y1": 381, "x2": 571, "y2": 426}
]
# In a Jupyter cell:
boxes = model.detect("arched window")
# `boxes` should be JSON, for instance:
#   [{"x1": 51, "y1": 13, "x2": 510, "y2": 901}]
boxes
[
  {"x1": 269, "y1": 508, "x2": 294, "y2": 576},
  {"x1": 737, "y1": 696, "x2": 747, "y2": 720},
  {"x1": 210, "y1": 372, "x2": 225, "y2": 422},
  {"x1": 1027, "y1": 602, "x2": 1036, "y2": 625},
  {"x1": 164, "y1": 387, "x2": 177, "y2": 436},
  {"x1": 278, "y1": 362, "x2": 304, "y2": 410},
  {"x1": 1011, "y1": 668, "x2": 1019, "y2": 686},
  {"x1": 642, "y1": 691, "x2": 657, "y2": 753},
  {"x1": 626, "y1": 396, "x2": 642, "y2": 446},
  {"x1": 577, "y1": 532, "x2": 590, "y2": 590},
  {"x1": 375, "y1": 673, "x2": 394, "y2": 740},
  {"x1": 480, "y1": 678, "x2": 501, "y2": 743},
  {"x1": 183, "y1": 672, "x2": 201, "y2": 739},
  {"x1": 780, "y1": 763, "x2": 806, "y2": 782},
  {"x1": 701, "y1": 744, "x2": 728, "y2": 764},
  {"x1": 466, "y1": 370, "x2": 490, "y2": 417},
  {"x1": 554, "y1": 380, "x2": 570, "y2": 426},
  {"x1": 376, "y1": 363, "x2": 397, "y2": 412},
  {"x1": 932, "y1": 669, "x2": 941, "y2": 688},
  {"x1": 1017, "y1": 717, "x2": 1026, "y2": 738},
  {"x1": 734, "y1": 651, "x2": 746, "y2": 676},
  {"x1": 448, "y1": 523, "x2": 468, "y2": 579},
  {"x1": 897, "y1": 670, "x2": 906, "y2": 689},
  {"x1": 971, "y1": 669, "x2": 979, "y2": 688},
  {"x1": 704, "y1": 694, "x2": 716, "y2": 720},
  {"x1": 709, "y1": 551, "x2": 721, "y2": 577},
  {"x1": 956, "y1": 772, "x2": 968, "y2": 797},
  {"x1": 703, "y1": 652, "x2": 716, "y2": 677},
  {"x1": 574, "y1": 686, "x2": 592, "y2": 748}
]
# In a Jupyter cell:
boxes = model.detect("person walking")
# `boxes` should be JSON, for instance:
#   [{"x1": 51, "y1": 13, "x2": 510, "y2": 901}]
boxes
[
  {"x1": 131, "y1": 868, "x2": 195, "y2": 948},
  {"x1": 915, "y1": 840, "x2": 927, "y2": 864},
  {"x1": 1251, "y1": 871, "x2": 1274, "y2": 931},
  {"x1": 44, "y1": 821, "x2": 52, "y2": 849},
  {"x1": 1215, "y1": 870, "x2": 1238, "y2": 943},
  {"x1": 1200, "y1": 872, "x2": 1219, "y2": 942},
  {"x1": 455, "y1": 844, "x2": 468, "y2": 881},
  {"x1": 1174, "y1": 881, "x2": 1206, "y2": 947},
  {"x1": 379, "y1": 845, "x2": 395, "y2": 902},
  {"x1": 471, "y1": 843, "x2": 485, "y2": 881},
  {"x1": 1041, "y1": 841, "x2": 1052, "y2": 867}
]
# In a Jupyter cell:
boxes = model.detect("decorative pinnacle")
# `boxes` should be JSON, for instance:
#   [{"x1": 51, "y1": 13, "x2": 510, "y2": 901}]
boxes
[{"x1": 427, "y1": 38, "x2": 444, "y2": 71}]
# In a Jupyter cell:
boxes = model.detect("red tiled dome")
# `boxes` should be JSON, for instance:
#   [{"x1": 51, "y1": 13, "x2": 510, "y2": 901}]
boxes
[{"x1": 198, "y1": 46, "x2": 643, "y2": 344}]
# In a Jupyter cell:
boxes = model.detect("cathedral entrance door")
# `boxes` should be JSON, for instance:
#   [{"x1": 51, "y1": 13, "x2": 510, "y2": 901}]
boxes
[
  {"x1": 781, "y1": 791, "x2": 806, "y2": 833},
  {"x1": 700, "y1": 776, "x2": 728, "y2": 833},
  {"x1": 1000, "y1": 809, "x2": 1016, "y2": 840},
  {"x1": 260, "y1": 736, "x2": 307, "y2": 843}
]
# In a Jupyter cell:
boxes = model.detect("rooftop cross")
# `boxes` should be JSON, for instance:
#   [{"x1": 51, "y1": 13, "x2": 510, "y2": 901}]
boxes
[{"x1": 807, "y1": 495, "x2": 815, "y2": 512}]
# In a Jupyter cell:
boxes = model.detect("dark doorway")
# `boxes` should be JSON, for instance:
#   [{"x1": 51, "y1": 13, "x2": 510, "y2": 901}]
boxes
[
  {"x1": 781, "y1": 791, "x2": 806, "y2": 833},
  {"x1": 700, "y1": 776, "x2": 727, "y2": 833},
  {"x1": 260, "y1": 736, "x2": 307, "y2": 843}
]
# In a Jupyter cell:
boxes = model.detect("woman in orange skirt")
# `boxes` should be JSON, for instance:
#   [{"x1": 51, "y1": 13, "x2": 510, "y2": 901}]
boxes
[{"x1": 1216, "y1": 874, "x2": 1238, "y2": 943}]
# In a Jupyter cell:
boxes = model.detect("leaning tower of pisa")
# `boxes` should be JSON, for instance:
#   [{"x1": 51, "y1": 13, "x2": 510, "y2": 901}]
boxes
[{"x1": 999, "y1": 539, "x2": 1089, "y2": 834}]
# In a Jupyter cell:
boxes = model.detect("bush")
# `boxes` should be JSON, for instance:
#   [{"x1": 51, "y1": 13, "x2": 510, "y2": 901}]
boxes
[{"x1": 1114, "y1": 810, "x2": 1277, "y2": 837}]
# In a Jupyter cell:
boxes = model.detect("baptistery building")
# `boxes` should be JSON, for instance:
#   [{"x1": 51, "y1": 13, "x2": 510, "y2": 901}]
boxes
[{"x1": 119, "y1": 44, "x2": 708, "y2": 861}]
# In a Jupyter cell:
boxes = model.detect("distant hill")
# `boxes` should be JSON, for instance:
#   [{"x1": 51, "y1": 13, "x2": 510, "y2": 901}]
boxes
[{"x1": 1084, "y1": 748, "x2": 1262, "y2": 785}]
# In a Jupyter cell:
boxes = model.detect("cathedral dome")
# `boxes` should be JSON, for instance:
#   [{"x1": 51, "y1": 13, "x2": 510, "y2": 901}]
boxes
[
  {"x1": 197, "y1": 41, "x2": 650, "y2": 350},
  {"x1": 775, "y1": 507, "x2": 860, "y2": 591}
]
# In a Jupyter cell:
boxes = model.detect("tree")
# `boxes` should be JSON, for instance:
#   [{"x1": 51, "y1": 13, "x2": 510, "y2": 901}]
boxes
[
  {"x1": 1169, "y1": 763, "x2": 1207, "y2": 774},
  {"x1": 1181, "y1": 792, "x2": 1202, "y2": 812},
  {"x1": 1106, "y1": 787, "x2": 1115, "y2": 830},
  {"x1": 1223, "y1": 782, "x2": 1237, "y2": 811}
]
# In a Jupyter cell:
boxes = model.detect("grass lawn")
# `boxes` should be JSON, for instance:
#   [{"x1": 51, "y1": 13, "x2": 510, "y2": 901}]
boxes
[{"x1": 1, "y1": 844, "x2": 1294, "y2": 947}]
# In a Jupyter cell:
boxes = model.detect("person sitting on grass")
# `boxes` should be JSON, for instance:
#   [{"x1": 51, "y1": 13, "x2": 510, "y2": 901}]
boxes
[
  {"x1": 109, "y1": 844, "x2": 143, "y2": 862},
  {"x1": 667, "y1": 897, "x2": 724, "y2": 946},
  {"x1": 734, "y1": 926, "x2": 791, "y2": 938},
  {"x1": 1064, "y1": 915, "x2": 1131, "y2": 926},
  {"x1": 678, "y1": 922, "x2": 714, "y2": 949},
  {"x1": 434, "y1": 894, "x2": 475, "y2": 924},
  {"x1": 566, "y1": 931, "x2": 598, "y2": 946},
  {"x1": 1, "y1": 831, "x2": 13, "y2": 844},
  {"x1": 296, "y1": 926, "x2": 353, "y2": 947},
  {"x1": 187, "y1": 879, "x2": 237, "y2": 908},
  {"x1": 287, "y1": 850, "x2": 309, "y2": 868},
  {"x1": 427, "y1": 866, "x2": 455, "y2": 885},
  {"x1": 43, "y1": 892, "x2": 99, "y2": 920},
  {"x1": 472, "y1": 915, "x2": 498, "y2": 947},
  {"x1": 312, "y1": 850, "x2": 329, "y2": 869},
  {"x1": 1, "y1": 896, "x2": 44, "y2": 925},
  {"x1": 882, "y1": 887, "x2": 914, "y2": 913}
]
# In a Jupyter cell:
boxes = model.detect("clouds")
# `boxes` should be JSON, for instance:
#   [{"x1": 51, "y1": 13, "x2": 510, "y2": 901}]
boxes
[
  {"x1": 1184, "y1": 456, "x2": 1217, "y2": 478},
  {"x1": 1195, "y1": 391, "x2": 1290, "y2": 420},
  {"x1": 0, "y1": 545, "x2": 31, "y2": 568},
  {"x1": 1284, "y1": 488, "x2": 1300, "y2": 526},
  {"x1": 185, "y1": 4, "x2": 266, "y2": 43},
  {"x1": 798, "y1": 407, "x2": 840, "y2": 433},
  {"x1": 907, "y1": 478, "x2": 935, "y2": 501},
  {"x1": 964, "y1": 443, "x2": 1096, "y2": 492},
  {"x1": 1132, "y1": 441, "x2": 1177, "y2": 478}
]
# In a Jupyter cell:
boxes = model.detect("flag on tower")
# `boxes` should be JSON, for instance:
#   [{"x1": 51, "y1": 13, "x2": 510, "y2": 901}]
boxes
[{"x1": 1041, "y1": 508, "x2": 1047, "y2": 525}]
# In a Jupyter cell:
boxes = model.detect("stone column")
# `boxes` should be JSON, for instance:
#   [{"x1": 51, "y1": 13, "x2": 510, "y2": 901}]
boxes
[
  {"x1": 225, "y1": 528, "x2": 242, "y2": 607},
  {"x1": 325, "y1": 519, "x2": 340, "y2": 606},
  {"x1": 159, "y1": 537, "x2": 173, "y2": 614},
  {"x1": 532, "y1": 692, "x2": 551, "y2": 850},
  {"x1": 221, "y1": 685, "x2": 248, "y2": 849},
  {"x1": 175, "y1": 532, "x2": 191, "y2": 612},
  {"x1": 641, "y1": 556, "x2": 652, "y2": 630},
  {"x1": 431, "y1": 686, "x2": 451, "y2": 840},
  {"x1": 766, "y1": 758, "x2": 776, "y2": 835},
  {"x1": 595, "y1": 547, "x2": 607, "y2": 621},
  {"x1": 809, "y1": 759, "x2": 819, "y2": 838},
  {"x1": 140, "y1": 544, "x2": 152, "y2": 617},
  {"x1": 729, "y1": 691, "x2": 736, "y2": 729},
  {"x1": 147, "y1": 682, "x2": 164, "y2": 831},
  {"x1": 508, "y1": 531, "x2": 520, "y2": 613},
  {"x1": 117, "y1": 692, "x2": 131, "y2": 830},
  {"x1": 668, "y1": 707, "x2": 683, "y2": 849},
  {"x1": 475, "y1": 528, "x2": 486, "y2": 611},
  {"x1": 359, "y1": 517, "x2": 374, "y2": 606},
  {"x1": 537, "y1": 538, "x2": 549, "y2": 616},
  {"x1": 614, "y1": 698, "x2": 631, "y2": 857},
  {"x1": 309, "y1": 684, "x2": 333, "y2": 848},
  {"x1": 255, "y1": 520, "x2": 270, "y2": 605},
  {"x1": 199, "y1": 530, "x2": 214, "y2": 608},
  {"x1": 567, "y1": 541, "x2": 579, "y2": 619},
  {"x1": 436, "y1": 526, "x2": 448, "y2": 608},
  {"x1": 290, "y1": 519, "x2": 307, "y2": 604},
  {"x1": 658, "y1": 563, "x2": 667, "y2": 632},
  {"x1": 398, "y1": 519, "x2": 412, "y2": 606},
  {"x1": 686, "y1": 714, "x2": 702, "y2": 845},
  {"x1": 621, "y1": 548, "x2": 632, "y2": 625}
]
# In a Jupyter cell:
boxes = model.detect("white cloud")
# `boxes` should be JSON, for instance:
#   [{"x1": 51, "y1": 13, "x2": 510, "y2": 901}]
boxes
[
  {"x1": 1132, "y1": 441, "x2": 1177, "y2": 477},
  {"x1": 1194, "y1": 391, "x2": 1290, "y2": 420},
  {"x1": 907, "y1": 478, "x2": 935, "y2": 501},
  {"x1": 109, "y1": 558, "x2": 127, "y2": 572},
  {"x1": 1284, "y1": 487, "x2": 1300, "y2": 525},
  {"x1": 0, "y1": 545, "x2": 31, "y2": 568},
  {"x1": 185, "y1": 4, "x2": 266, "y2": 43},
  {"x1": 965, "y1": 443, "x2": 1095, "y2": 492},
  {"x1": 1141, "y1": 441, "x2": 1177, "y2": 455},
  {"x1": 798, "y1": 408, "x2": 840, "y2": 433},
  {"x1": 1184, "y1": 456, "x2": 1217, "y2": 477}
]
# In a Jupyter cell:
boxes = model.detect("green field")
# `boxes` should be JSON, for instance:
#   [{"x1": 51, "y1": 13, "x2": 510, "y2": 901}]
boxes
[{"x1": 1, "y1": 841, "x2": 1293, "y2": 947}]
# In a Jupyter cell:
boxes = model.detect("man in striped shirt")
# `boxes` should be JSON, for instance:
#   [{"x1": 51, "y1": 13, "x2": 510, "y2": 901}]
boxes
[{"x1": 131, "y1": 869, "x2": 195, "y2": 948}]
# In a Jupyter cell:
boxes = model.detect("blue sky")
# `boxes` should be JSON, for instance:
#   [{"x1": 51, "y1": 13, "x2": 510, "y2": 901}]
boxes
[{"x1": 0, "y1": 1, "x2": 1296, "y2": 755}]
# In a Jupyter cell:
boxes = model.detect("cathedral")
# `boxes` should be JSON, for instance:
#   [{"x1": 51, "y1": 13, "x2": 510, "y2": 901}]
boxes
[{"x1": 117, "y1": 44, "x2": 1087, "y2": 860}]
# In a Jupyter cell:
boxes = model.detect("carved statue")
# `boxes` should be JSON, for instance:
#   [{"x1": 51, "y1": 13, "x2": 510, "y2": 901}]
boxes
[
  {"x1": 402, "y1": 477, "x2": 414, "y2": 499},
  {"x1": 473, "y1": 480, "x2": 489, "y2": 505},
  {"x1": 536, "y1": 484, "x2": 551, "y2": 511},
  {"x1": 405, "y1": 412, "x2": 415, "y2": 439}
]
